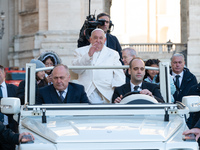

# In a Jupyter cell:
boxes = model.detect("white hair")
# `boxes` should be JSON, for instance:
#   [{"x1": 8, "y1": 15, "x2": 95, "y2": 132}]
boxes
[
  {"x1": 122, "y1": 47, "x2": 137, "y2": 57},
  {"x1": 91, "y1": 28, "x2": 106, "y2": 37}
]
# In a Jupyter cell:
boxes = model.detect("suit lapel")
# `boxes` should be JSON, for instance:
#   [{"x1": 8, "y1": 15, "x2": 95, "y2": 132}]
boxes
[
  {"x1": 50, "y1": 85, "x2": 60, "y2": 103},
  {"x1": 106, "y1": 34, "x2": 112, "y2": 48},
  {"x1": 141, "y1": 82, "x2": 147, "y2": 89},
  {"x1": 180, "y1": 71, "x2": 187, "y2": 89},
  {"x1": 6, "y1": 84, "x2": 9, "y2": 96},
  {"x1": 6, "y1": 84, "x2": 13, "y2": 96},
  {"x1": 65, "y1": 84, "x2": 72, "y2": 103},
  {"x1": 123, "y1": 83, "x2": 131, "y2": 95},
  {"x1": 106, "y1": 34, "x2": 110, "y2": 47}
]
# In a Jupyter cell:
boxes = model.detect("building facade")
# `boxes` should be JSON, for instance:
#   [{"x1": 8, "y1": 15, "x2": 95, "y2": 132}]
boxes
[
  {"x1": 0, "y1": 0, "x2": 111, "y2": 68},
  {"x1": 0, "y1": 0, "x2": 200, "y2": 80}
]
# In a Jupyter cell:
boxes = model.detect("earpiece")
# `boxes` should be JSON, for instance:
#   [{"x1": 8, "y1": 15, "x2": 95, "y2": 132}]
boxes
[{"x1": 109, "y1": 20, "x2": 113, "y2": 29}]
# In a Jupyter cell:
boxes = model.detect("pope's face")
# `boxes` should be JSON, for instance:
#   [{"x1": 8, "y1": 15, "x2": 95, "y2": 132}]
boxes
[{"x1": 90, "y1": 30, "x2": 106, "y2": 51}]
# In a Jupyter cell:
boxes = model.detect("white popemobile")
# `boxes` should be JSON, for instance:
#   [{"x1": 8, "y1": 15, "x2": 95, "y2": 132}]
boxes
[{"x1": 0, "y1": 62, "x2": 199, "y2": 150}]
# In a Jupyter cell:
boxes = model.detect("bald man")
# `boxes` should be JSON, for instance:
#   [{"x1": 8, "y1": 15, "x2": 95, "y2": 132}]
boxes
[
  {"x1": 112, "y1": 57, "x2": 164, "y2": 104},
  {"x1": 36, "y1": 64, "x2": 89, "y2": 104},
  {"x1": 72, "y1": 28, "x2": 125, "y2": 104}
]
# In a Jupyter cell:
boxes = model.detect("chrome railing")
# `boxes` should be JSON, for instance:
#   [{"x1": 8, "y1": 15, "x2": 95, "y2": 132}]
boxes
[{"x1": 121, "y1": 43, "x2": 187, "y2": 54}]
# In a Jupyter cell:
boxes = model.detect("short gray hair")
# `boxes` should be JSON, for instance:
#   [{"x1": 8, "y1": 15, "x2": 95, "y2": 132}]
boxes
[
  {"x1": 171, "y1": 53, "x2": 185, "y2": 61},
  {"x1": 122, "y1": 47, "x2": 137, "y2": 57}
]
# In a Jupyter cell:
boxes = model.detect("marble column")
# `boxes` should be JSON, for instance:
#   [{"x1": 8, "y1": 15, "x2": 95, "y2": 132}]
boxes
[{"x1": 187, "y1": 0, "x2": 200, "y2": 81}]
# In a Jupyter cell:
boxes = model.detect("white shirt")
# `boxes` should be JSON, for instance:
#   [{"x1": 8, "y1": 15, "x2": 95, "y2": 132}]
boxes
[
  {"x1": 130, "y1": 81, "x2": 142, "y2": 92},
  {"x1": 56, "y1": 87, "x2": 68, "y2": 98}
]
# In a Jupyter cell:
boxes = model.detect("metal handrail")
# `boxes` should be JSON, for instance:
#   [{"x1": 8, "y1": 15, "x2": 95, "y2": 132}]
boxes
[
  {"x1": 36, "y1": 66, "x2": 159, "y2": 72},
  {"x1": 27, "y1": 103, "x2": 177, "y2": 109}
]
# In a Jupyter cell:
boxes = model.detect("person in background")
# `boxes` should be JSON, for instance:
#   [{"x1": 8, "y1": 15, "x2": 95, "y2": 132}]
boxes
[
  {"x1": 72, "y1": 28, "x2": 125, "y2": 104},
  {"x1": 112, "y1": 57, "x2": 164, "y2": 103},
  {"x1": 38, "y1": 51, "x2": 61, "y2": 85},
  {"x1": 0, "y1": 121, "x2": 34, "y2": 150},
  {"x1": 186, "y1": 83, "x2": 200, "y2": 129},
  {"x1": 170, "y1": 53, "x2": 197, "y2": 102},
  {"x1": 170, "y1": 53, "x2": 197, "y2": 129},
  {"x1": 36, "y1": 64, "x2": 89, "y2": 104},
  {"x1": 144, "y1": 59, "x2": 160, "y2": 84},
  {"x1": 96, "y1": 12, "x2": 122, "y2": 60},
  {"x1": 0, "y1": 65, "x2": 18, "y2": 150},
  {"x1": 144, "y1": 59, "x2": 176, "y2": 103},
  {"x1": 183, "y1": 119, "x2": 200, "y2": 145},
  {"x1": 78, "y1": 12, "x2": 123, "y2": 62},
  {"x1": 17, "y1": 59, "x2": 47, "y2": 105},
  {"x1": 121, "y1": 47, "x2": 137, "y2": 83},
  {"x1": 0, "y1": 65, "x2": 18, "y2": 132}
]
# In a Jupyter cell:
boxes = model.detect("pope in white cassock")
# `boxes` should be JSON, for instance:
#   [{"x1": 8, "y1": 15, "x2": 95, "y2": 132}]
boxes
[{"x1": 72, "y1": 28, "x2": 125, "y2": 103}]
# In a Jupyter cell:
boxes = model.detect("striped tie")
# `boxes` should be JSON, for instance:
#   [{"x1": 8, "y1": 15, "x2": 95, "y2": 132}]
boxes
[{"x1": 59, "y1": 91, "x2": 65, "y2": 102}]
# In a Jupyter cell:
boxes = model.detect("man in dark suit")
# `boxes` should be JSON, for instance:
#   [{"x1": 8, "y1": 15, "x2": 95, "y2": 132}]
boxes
[
  {"x1": 0, "y1": 121, "x2": 35, "y2": 150},
  {"x1": 0, "y1": 65, "x2": 18, "y2": 133},
  {"x1": 36, "y1": 64, "x2": 89, "y2": 104},
  {"x1": 170, "y1": 53, "x2": 197, "y2": 102},
  {"x1": 77, "y1": 12, "x2": 122, "y2": 62},
  {"x1": 186, "y1": 83, "x2": 200, "y2": 129},
  {"x1": 183, "y1": 119, "x2": 200, "y2": 143},
  {"x1": 0, "y1": 65, "x2": 19, "y2": 150},
  {"x1": 170, "y1": 53, "x2": 197, "y2": 129},
  {"x1": 112, "y1": 58, "x2": 164, "y2": 103}
]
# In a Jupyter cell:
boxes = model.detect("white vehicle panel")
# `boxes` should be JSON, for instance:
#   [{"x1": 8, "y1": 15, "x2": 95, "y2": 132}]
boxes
[
  {"x1": 20, "y1": 115, "x2": 184, "y2": 143},
  {"x1": 15, "y1": 104, "x2": 198, "y2": 150}
]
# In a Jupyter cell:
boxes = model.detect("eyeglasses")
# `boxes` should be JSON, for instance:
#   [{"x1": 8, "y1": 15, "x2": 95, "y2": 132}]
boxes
[
  {"x1": 98, "y1": 19, "x2": 110, "y2": 24},
  {"x1": 104, "y1": 20, "x2": 109, "y2": 24}
]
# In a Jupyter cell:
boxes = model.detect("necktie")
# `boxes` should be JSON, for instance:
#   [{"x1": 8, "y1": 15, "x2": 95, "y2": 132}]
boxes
[
  {"x1": 0, "y1": 85, "x2": 4, "y2": 122},
  {"x1": 59, "y1": 91, "x2": 65, "y2": 102},
  {"x1": 0, "y1": 85, "x2": 2, "y2": 98},
  {"x1": 134, "y1": 86, "x2": 139, "y2": 91},
  {"x1": 175, "y1": 75, "x2": 180, "y2": 89}
]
